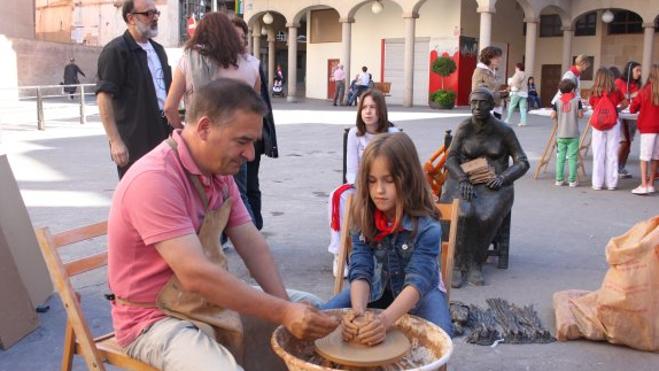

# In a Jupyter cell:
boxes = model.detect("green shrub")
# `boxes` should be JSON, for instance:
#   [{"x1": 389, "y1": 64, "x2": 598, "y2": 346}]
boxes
[
  {"x1": 431, "y1": 56, "x2": 457, "y2": 90},
  {"x1": 432, "y1": 89, "x2": 456, "y2": 108}
]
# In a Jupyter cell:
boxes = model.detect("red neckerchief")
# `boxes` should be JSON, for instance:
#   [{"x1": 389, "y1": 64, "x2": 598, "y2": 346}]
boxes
[
  {"x1": 570, "y1": 66, "x2": 581, "y2": 77},
  {"x1": 373, "y1": 209, "x2": 402, "y2": 242},
  {"x1": 560, "y1": 92, "x2": 576, "y2": 112}
]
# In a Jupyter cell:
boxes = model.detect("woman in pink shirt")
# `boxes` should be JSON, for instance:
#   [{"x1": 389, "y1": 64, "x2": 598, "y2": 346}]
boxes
[{"x1": 164, "y1": 12, "x2": 260, "y2": 128}]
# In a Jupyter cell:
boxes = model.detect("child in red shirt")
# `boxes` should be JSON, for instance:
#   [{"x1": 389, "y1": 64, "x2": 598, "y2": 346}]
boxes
[
  {"x1": 629, "y1": 64, "x2": 659, "y2": 195},
  {"x1": 615, "y1": 61, "x2": 642, "y2": 178},
  {"x1": 588, "y1": 67, "x2": 627, "y2": 190}
]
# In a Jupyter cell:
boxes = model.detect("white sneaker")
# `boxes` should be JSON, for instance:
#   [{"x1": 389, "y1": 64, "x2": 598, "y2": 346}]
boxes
[
  {"x1": 631, "y1": 186, "x2": 649, "y2": 195},
  {"x1": 568, "y1": 181, "x2": 578, "y2": 187},
  {"x1": 648, "y1": 186, "x2": 656, "y2": 193},
  {"x1": 592, "y1": 185, "x2": 602, "y2": 191},
  {"x1": 517, "y1": 123, "x2": 527, "y2": 127},
  {"x1": 333, "y1": 255, "x2": 348, "y2": 278},
  {"x1": 607, "y1": 186, "x2": 617, "y2": 191},
  {"x1": 555, "y1": 180, "x2": 565, "y2": 186}
]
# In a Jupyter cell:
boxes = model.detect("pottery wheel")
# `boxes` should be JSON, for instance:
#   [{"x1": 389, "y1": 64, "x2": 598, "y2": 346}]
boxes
[{"x1": 314, "y1": 327, "x2": 411, "y2": 367}]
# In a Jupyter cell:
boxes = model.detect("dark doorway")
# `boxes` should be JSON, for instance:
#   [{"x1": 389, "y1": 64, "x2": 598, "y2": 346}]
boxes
[{"x1": 541, "y1": 64, "x2": 562, "y2": 107}]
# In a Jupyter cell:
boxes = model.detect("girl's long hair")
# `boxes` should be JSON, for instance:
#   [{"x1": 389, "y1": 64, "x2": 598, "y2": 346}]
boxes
[
  {"x1": 591, "y1": 67, "x2": 615, "y2": 98},
  {"x1": 355, "y1": 89, "x2": 389, "y2": 136},
  {"x1": 350, "y1": 133, "x2": 438, "y2": 243},
  {"x1": 621, "y1": 61, "x2": 642, "y2": 87},
  {"x1": 185, "y1": 12, "x2": 243, "y2": 69},
  {"x1": 646, "y1": 64, "x2": 659, "y2": 106}
]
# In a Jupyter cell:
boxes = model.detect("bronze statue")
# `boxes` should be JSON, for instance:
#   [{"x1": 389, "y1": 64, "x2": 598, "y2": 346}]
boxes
[{"x1": 440, "y1": 88, "x2": 529, "y2": 288}]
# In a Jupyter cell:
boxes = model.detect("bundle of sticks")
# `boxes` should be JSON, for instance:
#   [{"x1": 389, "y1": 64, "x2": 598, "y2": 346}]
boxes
[
  {"x1": 460, "y1": 157, "x2": 496, "y2": 184},
  {"x1": 449, "y1": 298, "x2": 555, "y2": 345}
]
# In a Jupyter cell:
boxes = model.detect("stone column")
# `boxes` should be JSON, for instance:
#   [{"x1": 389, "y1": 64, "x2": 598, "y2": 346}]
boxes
[
  {"x1": 642, "y1": 22, "x2": 655, "y2": 82},
  {"x1": 287, "y1": 24, "x2": 298, "y2": 102},
  {"x1": 267, "y1": 28, "x2": 275, "y2": 89},
  {"x1": 340, "y1": 18, "x2": 353, "y2": 89},
  {"x1": 561, "y1": 26, "x2": 574, "y2": 74},
  {"x1": 403, "y1": 13, "x2": 418, "y2": 107},
  {"x1": 478, "y1": 9, "x2": 494, "y2": 50},
  {"x1": 524, "y1": 18, "x2": 538, "y2": 79},
  {"x1": 252, "y1": 25, "x2": 261, "y2": 58}
]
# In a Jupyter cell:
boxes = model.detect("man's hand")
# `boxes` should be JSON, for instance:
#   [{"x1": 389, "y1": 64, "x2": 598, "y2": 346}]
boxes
[
  {"x1": 486, "y1": 175, "x2": 504, "y2": 191},
  {"x1": 110, "y1": 139, "x2": 129, "y2": 167},
  {"x1": 341, "y1": 311, "x2": 360, "y2": 342},
  {"x1": 459, "y1": 179, "x2": 475, "y2": 201},
  {"x1": 282, "y1": 303, "x2": 339, "y2": 341}
]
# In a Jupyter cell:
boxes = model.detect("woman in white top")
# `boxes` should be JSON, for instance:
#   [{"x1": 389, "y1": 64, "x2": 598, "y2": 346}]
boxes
[
  {"x1": 505, "y1": 62, "x2": 528, "y2": 127},
  {"x1": 328, "y1": 89, "x2": 400, "y2": 277},
  {"x1": 164, "y1": 12, "x2": 260, "y2": 128}
]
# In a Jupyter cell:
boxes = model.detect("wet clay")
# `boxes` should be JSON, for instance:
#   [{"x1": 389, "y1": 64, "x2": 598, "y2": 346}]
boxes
[
  {"x1": 314, "y1": 326, "x2": 411, "y2": 368},
  {"x1": 342, "y1": 311, "x2": 379, "y2": 346}
]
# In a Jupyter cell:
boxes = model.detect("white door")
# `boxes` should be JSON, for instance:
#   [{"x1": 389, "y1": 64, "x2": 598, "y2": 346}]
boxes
[{"x1": 383, "y1": 38, "x2": 430, "y2": 106}]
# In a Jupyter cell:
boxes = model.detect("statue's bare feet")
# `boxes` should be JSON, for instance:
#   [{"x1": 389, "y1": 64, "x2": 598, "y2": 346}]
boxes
[{"x1": 467, "y1": 265, "x2": 485, "y2": 286}]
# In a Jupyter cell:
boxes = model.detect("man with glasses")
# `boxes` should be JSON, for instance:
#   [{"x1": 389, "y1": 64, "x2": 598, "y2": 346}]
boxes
[{"x1": 96, "y1": 0, "x2": 172, "y2": 179}]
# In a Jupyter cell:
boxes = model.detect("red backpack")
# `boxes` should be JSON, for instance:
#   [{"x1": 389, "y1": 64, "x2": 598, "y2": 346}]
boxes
[{"x1": 590, "y1": 92, "x2": 618, "y2": 130}]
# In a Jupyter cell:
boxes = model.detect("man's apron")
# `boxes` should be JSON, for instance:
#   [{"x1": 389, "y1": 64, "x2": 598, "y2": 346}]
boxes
[{"x1": 116, "y1": 138, "x2": 244, "y2": 362}]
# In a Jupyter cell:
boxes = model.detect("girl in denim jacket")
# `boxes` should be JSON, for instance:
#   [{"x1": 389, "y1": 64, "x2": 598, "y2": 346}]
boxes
[{"x1": 322, "y1": 133, "x2": 453, "y2": 345}]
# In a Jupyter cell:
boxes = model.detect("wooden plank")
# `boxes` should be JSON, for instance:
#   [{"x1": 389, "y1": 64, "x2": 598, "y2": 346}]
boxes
[
  {"x1": 61, "y1": 321, "x2": 76, "y2": 371},
  {"x1": 437, "y1": 199, "x2": 459, "y2": 297},
  {"x1": 53, "y1": 222, "x2": 107, "y2": 248},
  {"x1": 65, "y1": 252, "x2": 108, "y2": 277},
  {"x1": 333, "y1": 195, "x2": 353, "y2": 295},
  {"x1": 34, "y1": 227, "x2": 106, "y2": 371}
]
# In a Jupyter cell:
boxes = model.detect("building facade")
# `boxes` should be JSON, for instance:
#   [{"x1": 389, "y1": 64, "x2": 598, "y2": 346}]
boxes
[{"x1": 244, "y1": 0, "x2": 659, "y2": 107}]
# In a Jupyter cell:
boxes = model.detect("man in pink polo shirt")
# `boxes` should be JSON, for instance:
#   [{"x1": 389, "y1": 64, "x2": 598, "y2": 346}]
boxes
[{"x1": 107, "y1": 78, "x2": 338, "y2": 370}]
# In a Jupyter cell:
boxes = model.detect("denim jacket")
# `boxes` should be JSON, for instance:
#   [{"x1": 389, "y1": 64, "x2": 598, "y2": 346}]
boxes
[{"x1": 348, "y1": 215, "x2": 441, "y2": 303}]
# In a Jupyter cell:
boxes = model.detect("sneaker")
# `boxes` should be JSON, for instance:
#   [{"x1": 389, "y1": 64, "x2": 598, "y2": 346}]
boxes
[
  {"x1": 631, "y1": 185, "x2": 649, "y2": 195},
  {"x1": 592, "y1": 186, "x2": 603, "y2": 191},
  {"x1": 568, "y1": 181, "x2": 578, "y2": 187},
  {"x1": 555, "y1": 180, "x2": 565, "y2": 186},
  {"x1": 607, "y1": 187, "x2": 617, "y2": 191},
  {"x1": 618, "y1": 169, "x2": 632, "y2": 179},
  {"x1": 649, "y1": 186, "x2": 656, "y2": 193},
  {"x1": 517, "y1": 123, "x2": 527, "y2": 127}
]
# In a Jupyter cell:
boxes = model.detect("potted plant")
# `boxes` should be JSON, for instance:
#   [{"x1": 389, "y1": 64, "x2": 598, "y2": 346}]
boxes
[{"x1": 430, "y1": 55, "x2": 457, "y2": 109}]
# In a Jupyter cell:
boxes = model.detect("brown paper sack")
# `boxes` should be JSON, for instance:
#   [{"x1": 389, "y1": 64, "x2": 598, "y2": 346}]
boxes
[{"x1": 553, "y1": 216, "x2": 659, "y2": 351}]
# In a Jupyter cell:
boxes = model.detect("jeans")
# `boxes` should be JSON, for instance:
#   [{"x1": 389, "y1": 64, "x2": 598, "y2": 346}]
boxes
[
  {"x1": 333, "y1": 81, "x2": 345, "y2": 105},
  {"x1": 556, "y1": 138, "x2": 579, "y2": 183},
  {"x1": 320, "y1": 287, "x2": 453, "y2": 337},
  {"x1": 246, "y1": 155, "x2": 263, "y2": 230},
  {"x1": 527, "y1": 94, "x2": 541, "y2": 109},
  {"x1": 506, "y1": 93, "x2": 528, "y2": 124}
]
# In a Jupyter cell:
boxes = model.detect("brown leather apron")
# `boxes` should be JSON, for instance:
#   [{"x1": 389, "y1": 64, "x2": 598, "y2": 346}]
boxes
[{"x1": 116, "y1": 138, "x2": 244, "y2": 361}]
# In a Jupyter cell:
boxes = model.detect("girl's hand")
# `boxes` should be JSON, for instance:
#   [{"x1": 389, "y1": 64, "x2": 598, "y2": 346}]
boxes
[
  {"x1": 341, "y1": 311, "x2": 360, "y2": 342},
  {"x1": 356, "y1": 312, "x2": 390, "y2": 346}
]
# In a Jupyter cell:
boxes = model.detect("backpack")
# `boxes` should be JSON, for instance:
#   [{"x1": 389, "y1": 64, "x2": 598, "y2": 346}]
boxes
[
  {"x1": 368, "y1": 73, "x2": 375, "y2": 88},
  {"x1": 590, "y1": 92, "x2": 617, "y2": 131}
]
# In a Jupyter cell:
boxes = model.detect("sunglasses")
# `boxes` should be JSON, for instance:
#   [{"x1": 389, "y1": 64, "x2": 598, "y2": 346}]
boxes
[{"x1": 132, "y1": 9, "x2": 160, "y2": 18}]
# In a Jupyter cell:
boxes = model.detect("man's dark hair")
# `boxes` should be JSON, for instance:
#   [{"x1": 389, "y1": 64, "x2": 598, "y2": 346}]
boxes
[
  {"x1": 122, "y1": 0, "x2": 135, "y2": 23},
  {"x1": 558, "y1": 78, "x2": 577, "y2": 94},
  {"x1": 515, "y1": 62, "x2": 525, "y2": 71},
  {"x1": 479, "y1": 46, "x2": 503, "y2": 65},
  {"x1": 362, "y1": 66, "x2": 367, "y2": 72},
  {"x1": 230, "y1": 16, "x2": 248, "y2": 36},
  {"x1": 186, "y1": 78, "x2": 267, "y2": 124}
]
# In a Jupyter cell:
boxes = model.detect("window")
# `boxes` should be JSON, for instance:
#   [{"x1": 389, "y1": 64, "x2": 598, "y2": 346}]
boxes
[
  {"x1": 575, "y1": 12, "x2": 597, "y2": 36},
  {"x1": 608, "y1": 10, "x2": 643, "y2": 35},
  {"x1": 540, "y1": 14, "x2": 562, "y2": 37}
]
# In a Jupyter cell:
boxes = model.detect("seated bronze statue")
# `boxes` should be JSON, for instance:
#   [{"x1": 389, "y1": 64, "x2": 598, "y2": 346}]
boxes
[{"x1": 440, "y1": 88, "x2": 529, "y2": 288}]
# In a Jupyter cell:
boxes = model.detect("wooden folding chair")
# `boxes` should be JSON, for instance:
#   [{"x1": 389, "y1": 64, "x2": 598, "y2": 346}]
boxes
[
  {"x1": 332, "y1": 197, "x2": 460, "y2": 297},
  {"x1": 35, "y1": 221, "x2": 157, "y2": 371}
]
